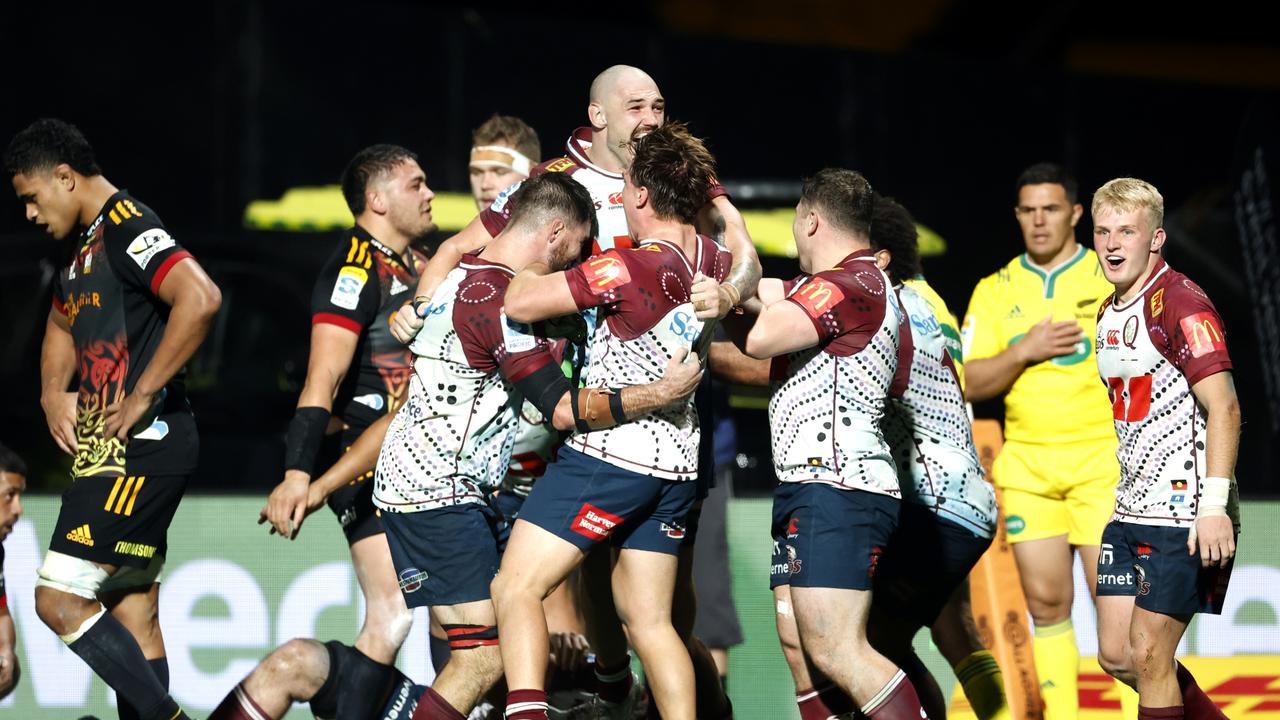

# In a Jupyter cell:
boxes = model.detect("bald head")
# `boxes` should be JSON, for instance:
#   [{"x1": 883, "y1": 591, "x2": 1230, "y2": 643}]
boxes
[
  {"x1": 589, "y1": 65, "x2": 657, "y2": 104},
  {"x1": 586, "y1": 66, "x2": 665, "y2": 171}
]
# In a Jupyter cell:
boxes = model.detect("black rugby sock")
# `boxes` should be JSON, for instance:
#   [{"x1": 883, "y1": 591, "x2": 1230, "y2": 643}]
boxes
[
  {"x1": 117, "y1": 657, "x2": 170, "y2": 720},
  {"x1": 335, "y1": 647, "x2": 397, "y2": 720},
  {"x1": 67, "y1": 613, "x2": 184, "y2": 720}
]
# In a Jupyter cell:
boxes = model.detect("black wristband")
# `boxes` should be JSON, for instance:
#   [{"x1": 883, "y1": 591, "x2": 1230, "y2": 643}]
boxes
[
  {"x1": 284, "y1": 406, "x2": 331, "y2": 475},
  {"x1": 608, "y1": 389, "x2": 626, "y2": 424}
]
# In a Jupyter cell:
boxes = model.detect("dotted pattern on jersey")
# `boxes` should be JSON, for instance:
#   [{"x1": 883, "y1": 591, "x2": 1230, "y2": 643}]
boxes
[
  {"x1": 568, "y1": 239, "x2": 730, "y2": 480},
  {"x1": 1095, "y1": 264, "x2": 1238, "y2": 527},
  {"x1": 769, "y1": 266, "x2": 901, "y2": 497},
  {"x1": 374, "y1": 266, "x2": 526, "y2": 513},
  {"x1": 884, "y1": 287, "x2": 994, "y2": 536},
  {"x1": 1097, "y1": 301, "x2": 1203, "y2": 526}
]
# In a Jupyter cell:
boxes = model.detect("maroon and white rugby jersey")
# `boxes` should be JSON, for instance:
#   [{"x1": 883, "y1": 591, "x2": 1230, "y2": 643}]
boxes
[
  {"x1": 1095, "y1": 259, "x2": 1238, "y2": 527},
  {"x1": 374, "y1": 253, "x2": 558, "y2": 513},
  {"x1": 480, "y1": 127, "x2": 728, "y2": 257},
  {"x1": 885, "y1": 284, "x2": 995, "y2": 537},
  {"x1": 562, "y1": 237, "x2": 731, "y2": 480},
  {"x1": 769, "y1": 250, "x2": 904, "y2": 497}
]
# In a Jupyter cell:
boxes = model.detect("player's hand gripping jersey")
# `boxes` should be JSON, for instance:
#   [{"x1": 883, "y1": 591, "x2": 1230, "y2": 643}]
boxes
[
  {"x1": 51, "y1": 191, "x2": 198, "y2": 480},
  {"x1": 561, "y1": 237, "x2": 731, "y2": 480},
  {"x1": 963, "y1": 246, "x2": 1115, "y2": 444},
  {"x1": 886, "y1": 283, "x2": 996, "y2": 537},
  {"x1": 480, "y1": 128, "x2": 728, "y2": 256},
  {"x1": 311, "y1": 226, "x2": 427, "y2": 430},
  {"x1": 374, "y1": 253, "x2": 560, "y2": 513},
  {"x1": 1094, "y1": 259, "x2": 1240, "y2": 527},
  {"x1": 769, "y1": 250, "x2": 904, "y2": 497}
]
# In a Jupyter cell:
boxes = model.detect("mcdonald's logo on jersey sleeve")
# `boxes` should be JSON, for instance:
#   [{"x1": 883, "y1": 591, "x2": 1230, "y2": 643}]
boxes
[
  {"x1": 793, "y1": 278, "x2": 846, "y2": 319},
  {"x1": 582, "y1": 252, "x2": 632, "y2": 295},
  {"x1": 1180, "y1": 312, "x2": 1226, "y2": 358}
]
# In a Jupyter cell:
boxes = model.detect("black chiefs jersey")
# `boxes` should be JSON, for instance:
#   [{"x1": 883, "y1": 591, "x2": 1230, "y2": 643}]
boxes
[
  {"x1": 51, "y1": 190, "x2": 199, "y2": 480},
  {"x1": 310, "y1": 225, "x2": 427, "y2": 431}
]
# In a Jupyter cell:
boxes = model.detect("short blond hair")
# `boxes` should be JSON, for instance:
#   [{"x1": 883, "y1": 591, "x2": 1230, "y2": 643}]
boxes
[{"x1": 1092, "y1": 177, "x2": 1164, "y2": 228}]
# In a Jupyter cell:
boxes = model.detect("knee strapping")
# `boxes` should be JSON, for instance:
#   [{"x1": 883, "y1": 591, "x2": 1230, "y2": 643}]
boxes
[
  {"x1": 37, "y1": 551, "x2": 110, "y2": 601},
  {"x1": 441, "y1": 624, "x2": 498, "y2": 650},
  {"x1": 59, "y1": 605, "x2": 107, "y2": 644}
]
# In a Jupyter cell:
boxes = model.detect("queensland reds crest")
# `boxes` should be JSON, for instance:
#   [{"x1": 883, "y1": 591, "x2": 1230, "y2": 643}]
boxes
[
  {"x1": 1123, "y1": 315, "x2": 1139, "y2": 348},
  {"x1": 1134, "y1": 564, "x2": 1151, "y2": 596},
  {"x1": 786, "y1": 544, "x2": 803, "y2": 574}
]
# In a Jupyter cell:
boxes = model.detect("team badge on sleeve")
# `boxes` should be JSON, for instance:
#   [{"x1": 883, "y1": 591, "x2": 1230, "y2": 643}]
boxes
[
  {"x1": 1180, "y1": 312, "x2": 1225, "y2": 358},
  {"x1": 582, "y1": 252, "x2": 632, "y2": 295},
  {"x1": 126, "y1": 229, "x2": 176, "y2": 270},
  {"x1": 792, "y1": 278, "x2": 846, "y2": 319},
  {"x1": 544, "y1": 158, "x2": 575, "y2": 173},
  {"x1": 1150, "y1": 288, "x2": 1165, "y2": 318},
  {"x1": 331, "y1": 266, "x2": 368, "y2": 310}
]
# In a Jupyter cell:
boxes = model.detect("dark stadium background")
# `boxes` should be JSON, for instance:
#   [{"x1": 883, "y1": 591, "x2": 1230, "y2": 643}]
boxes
[{"x1": 1, "y1": 2, "x2": 1277, "y2": 496}]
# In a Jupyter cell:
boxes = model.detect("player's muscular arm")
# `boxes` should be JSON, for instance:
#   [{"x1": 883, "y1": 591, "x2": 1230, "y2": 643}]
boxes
[
  {"x1": 504, "y1": 262, "x2": 579, "y2": 323},
  {"x1": 0, "y1": 608, "x2": 18, "y2": 699},
  {"x1": 963, "y1": 315, "x2": 1084, "y2": 402},
  {"x1": 745, "y1": 299, "x2": 820, "y2": 359},
  {"x1": 710, "y1": 340, "x2": 771, "y2": 386},
  {"x1": 391, "y1": 217, "x2": 493, "y2": 344},
  {"x1": 545, "y1": 347, "x2": 704, "y2": 431},
  {"x1": 103, "y1": 258, "x2": 222, "y2": 441},
  {"x1": 40, "y1": 309, "x2": 79, "y2": 455},
  {"x1": 692, "y1": 197, "x2": 761, "y2": 319},
  {"x1": 1188, "y1": 371, "x2": 1241, "y2": 568},
  {"x1": 262, "y1": 323, "x2": 361, "y2": 539},
  {"x1": 295, "y1": 324, "x2": 362, "y2": 411}
]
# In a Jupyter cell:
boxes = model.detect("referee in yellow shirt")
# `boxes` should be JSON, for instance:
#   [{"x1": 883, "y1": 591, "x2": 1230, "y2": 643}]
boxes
[{"x1": 962, "y1": 163, "x2": 1135, "y2": 720}]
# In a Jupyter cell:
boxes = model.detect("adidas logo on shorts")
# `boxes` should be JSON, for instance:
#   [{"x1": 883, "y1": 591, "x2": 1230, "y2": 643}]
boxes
[{"x1": 66, "y1": 524, "x2": 95, "y2": 547}]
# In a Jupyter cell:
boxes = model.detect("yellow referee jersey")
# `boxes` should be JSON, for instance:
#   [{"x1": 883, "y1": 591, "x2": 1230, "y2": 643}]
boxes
[
  {"x1": 904, "y1": 276, "x2": 966, "y2": 389},
  {"x1": 961, "y1": 245, "x2": 1114, "y2": 444}
]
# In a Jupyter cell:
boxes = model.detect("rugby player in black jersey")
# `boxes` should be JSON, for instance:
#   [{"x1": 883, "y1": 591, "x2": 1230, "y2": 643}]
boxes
[
  {"x1": 261, "y1": 144, "x2": 433, "y2": 720},
  {"x1": 7, "y1": 118, "x2": 222, "y2": 720}
]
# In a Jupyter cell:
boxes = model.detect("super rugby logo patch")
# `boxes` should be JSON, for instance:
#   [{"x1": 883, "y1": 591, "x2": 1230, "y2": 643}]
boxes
[
  {"x1": 126, "y1": 229, "x2": 175, "y2": 270},
  {"x1": 331, "y1": 266, "x2": 368, "y2": 310}
]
